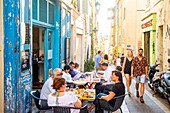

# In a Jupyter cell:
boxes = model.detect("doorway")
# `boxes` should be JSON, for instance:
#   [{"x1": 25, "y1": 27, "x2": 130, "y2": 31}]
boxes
[
  {"x1": 32, "y1": 26, "x2": 45, "y2": 88},
  {"x1": 158, "y1": 26, "x2": 163, "y2": 71},
  {"x1": 144, "y1": 31, "x2": 150, "y2": 64}
]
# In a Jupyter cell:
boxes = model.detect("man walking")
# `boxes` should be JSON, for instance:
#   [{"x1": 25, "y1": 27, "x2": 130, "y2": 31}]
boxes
[
  {"x1": 131, "y1": 48, "x2": 148, "y2": 103},
  {"x1": 95, "y1": 50, "x2": 102, "y2": 71}
]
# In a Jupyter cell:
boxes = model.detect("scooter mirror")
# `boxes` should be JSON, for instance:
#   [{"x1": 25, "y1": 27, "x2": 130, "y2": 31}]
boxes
[{"x1": 168, "y1": 58, "x2": 170, "y2": 63}]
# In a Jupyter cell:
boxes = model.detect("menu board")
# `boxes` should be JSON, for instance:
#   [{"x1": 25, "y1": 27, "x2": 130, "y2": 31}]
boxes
[{"x1": 22, "y1": 50, "x2": 30, "y2": 71}]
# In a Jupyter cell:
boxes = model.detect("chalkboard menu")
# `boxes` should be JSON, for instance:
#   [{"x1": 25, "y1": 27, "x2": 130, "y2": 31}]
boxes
[
  {"x1": 25, "y1": 24, "x2": 30, "y2": 44},
  {"x1": 22, "y1": 50, "x2": 30, "y2": 71}
]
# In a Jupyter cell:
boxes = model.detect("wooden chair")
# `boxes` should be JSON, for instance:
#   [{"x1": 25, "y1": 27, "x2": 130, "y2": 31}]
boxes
[
  {"x1": 30, "y1": 90, "x2": 51, "y2": 112},
  {"x1": 52, "y1": 104, "x2": 88, "y2": 113},
  {"x1": 99, "y1": 94, "x2": 127, "y2": 113}
]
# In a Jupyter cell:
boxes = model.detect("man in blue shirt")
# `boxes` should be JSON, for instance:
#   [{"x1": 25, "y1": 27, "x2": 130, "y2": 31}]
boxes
[
  {"x1": 95, "y1": 50, "x2": 102, "y2": 71},
  {"x1": 69, "y1": 61, "x2": 78, "y2": 78}
]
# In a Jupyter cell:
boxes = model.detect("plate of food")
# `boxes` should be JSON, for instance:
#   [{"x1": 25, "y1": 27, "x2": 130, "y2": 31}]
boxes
[{"x1": 73, "y1": 80, "x2": 87, "y2": 85}]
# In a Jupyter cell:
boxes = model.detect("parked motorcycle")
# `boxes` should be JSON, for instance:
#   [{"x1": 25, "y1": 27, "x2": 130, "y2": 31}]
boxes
[
  {"x1": 148, "y1": 64, "x2": 160, "y2": 91},
  {"x1": 157, "y1": 59, "x2": 170, "y2": 103}
]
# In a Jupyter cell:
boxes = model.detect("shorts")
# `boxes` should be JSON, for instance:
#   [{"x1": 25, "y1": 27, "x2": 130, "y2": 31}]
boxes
[{"x1": 135, "y1": 74, "x2": 146, "y2": 83}]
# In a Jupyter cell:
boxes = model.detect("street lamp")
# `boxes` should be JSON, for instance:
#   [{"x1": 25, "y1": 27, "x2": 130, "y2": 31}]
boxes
[{"x1": 96, "y1": 1, "x2": 101, "y2": 12}]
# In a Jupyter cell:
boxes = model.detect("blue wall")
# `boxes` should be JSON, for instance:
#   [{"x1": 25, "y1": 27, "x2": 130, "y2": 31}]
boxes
[
  {"x1": 4, "y1": 0, "x2": 32, "y2": 112},
  {"x1": 3, "y1": 0, "x2": 61, "y2": 112},
  {"x1": 53, "y1": 0, "x2": 61, "y2": 69}
]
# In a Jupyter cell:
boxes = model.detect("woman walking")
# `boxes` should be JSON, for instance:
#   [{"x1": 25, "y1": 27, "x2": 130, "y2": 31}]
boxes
[{"x1": 122, "y1": 50, "x2": 133, "y2": 96}]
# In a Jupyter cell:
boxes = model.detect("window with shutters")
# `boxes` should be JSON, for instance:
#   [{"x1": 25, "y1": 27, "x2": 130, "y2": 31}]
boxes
[
  {"x1": 39, "y1": 0, "x2": 47, "y2": 23},
  {"x1": 32, "y1": 0, "x2": 55, "y2": 25},
  {"x1": 32, "y1": 0, "x2": 37, "y2": 20},
  {"x1": 49, "y1": 3, "x2": 54, "y2": 24}
]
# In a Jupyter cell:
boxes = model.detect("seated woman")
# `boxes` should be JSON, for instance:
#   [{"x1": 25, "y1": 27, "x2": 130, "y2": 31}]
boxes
[
  {"x1": 62, "y1": 65, "x2": 75, "y2": 88},
  {"x1": 62, "y1": 65, "x2": 73, "y2": 83},
  {"x1": 48, "y1": 78, "x2": 82, "y2": 113},
  {"x1": 88, "y1": 71, "x2": 125, "y2": 113}
]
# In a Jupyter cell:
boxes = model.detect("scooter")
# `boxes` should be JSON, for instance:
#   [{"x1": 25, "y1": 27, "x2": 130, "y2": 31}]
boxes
[
  {"x1": 148, "y1": 64, "x2": 160, "y2": 90},
  {"x1": 157, "y1": 59, "x2": 170, "y2": 103}
]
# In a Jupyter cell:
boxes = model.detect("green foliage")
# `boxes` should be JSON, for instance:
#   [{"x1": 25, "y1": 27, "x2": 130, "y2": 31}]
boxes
[
  {"x1": 84, "y1": 58, "x2": 95, "y2": 72},
  {"x1": 72, "y1": 0, "x2": 77, "y2": 8}
]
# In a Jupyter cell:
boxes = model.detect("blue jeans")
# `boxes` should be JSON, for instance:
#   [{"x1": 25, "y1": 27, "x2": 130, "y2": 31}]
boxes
[{"x1": 96, "y1": 93, "x2": 107, "y2": 99}]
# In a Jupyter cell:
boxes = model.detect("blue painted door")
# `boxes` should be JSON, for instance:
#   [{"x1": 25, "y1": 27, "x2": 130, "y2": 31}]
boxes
[
  {"x1": 44, "y1": 29, "x2": 53, "y2": 81},
  {"x1": 4, "y1": 0, "x2": 32, "y2": 112}
]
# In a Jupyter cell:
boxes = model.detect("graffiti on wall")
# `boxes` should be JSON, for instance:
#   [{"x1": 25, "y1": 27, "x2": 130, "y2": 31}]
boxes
[{"x1": 166, "y1": 25, "x2": 170, "y2": 39}]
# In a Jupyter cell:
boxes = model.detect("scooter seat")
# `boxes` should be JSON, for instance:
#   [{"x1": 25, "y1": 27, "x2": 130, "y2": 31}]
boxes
[{"x1": 164, "y1": 73, "x2": 170, "y2": 86}]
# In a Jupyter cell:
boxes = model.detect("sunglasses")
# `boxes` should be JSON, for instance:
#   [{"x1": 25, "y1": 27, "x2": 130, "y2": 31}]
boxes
[{"x1": 57, "y1": 73, "x2": 63, "y2": 76}]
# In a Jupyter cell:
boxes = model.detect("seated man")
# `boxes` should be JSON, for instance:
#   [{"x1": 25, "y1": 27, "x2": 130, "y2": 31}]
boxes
[
  {"x1": 69, "y1": 61, "x2": 78, "y2": 78},
  {"x1": 88, "y1": 71, "x2": 125, "y2": 113},
  {"x1": 95, "y1": 63, "x2": 115, "y2": 95},
  {"x1": 39, "y1": 68, "x2": 63, "y2": 108}
]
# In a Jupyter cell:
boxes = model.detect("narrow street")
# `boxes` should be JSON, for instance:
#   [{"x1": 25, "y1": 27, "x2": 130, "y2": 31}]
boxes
[
  {"x1": 1, "y1": 0, "x2": 170, "y2": 112},
  {"x1": 121, "y1": 78, "x2": 170, "y2": 113}
]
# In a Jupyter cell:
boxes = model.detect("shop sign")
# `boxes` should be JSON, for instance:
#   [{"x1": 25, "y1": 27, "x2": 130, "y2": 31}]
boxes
[{"x1": 141, "y1": 19, "x2": 152, "y2": 29}]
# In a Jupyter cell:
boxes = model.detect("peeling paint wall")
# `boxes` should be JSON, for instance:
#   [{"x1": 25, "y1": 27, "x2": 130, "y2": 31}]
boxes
[
  {"x1": 4, "y1": 0, "x2": 21, "y2": 112},
  {"x1": 164, "y1": 0, "x2": 170, "y2": 71},
  {"x1": 0, "y1": 0, "x2": 4, "y2": 113},
  {"x1": 3, "y1": 0, "x2": 32, "y2": 112}
]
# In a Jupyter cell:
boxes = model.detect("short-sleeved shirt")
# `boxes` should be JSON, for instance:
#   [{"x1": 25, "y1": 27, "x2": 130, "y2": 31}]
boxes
[
  {"x1": 109, "y1": 82, "x2": 125, "y2": 106},
  {"x1": 132, "y1": 56, "x2": 148, "y2": 76},
  {"x1": 104, "y1": 66, "x2": 115, "y2": 82},
  {"x1": 116, "y1": 58, "x2": 121, "y2": 66},
  {"x1": 39, "y1": 77, "x2": 55, "y2": 104},
  {"x1": 48, "y1": 92, "x2": 79, "y2": 113},
  {"x1": 69, "y1": 69, "x2": 77, "y2": 78},
  {"x1": 95, "y1": 54, "x2": 102, "y2": 68},
  {"x1": 62, "y1": 71, "x2": 73, "y2": 82}
]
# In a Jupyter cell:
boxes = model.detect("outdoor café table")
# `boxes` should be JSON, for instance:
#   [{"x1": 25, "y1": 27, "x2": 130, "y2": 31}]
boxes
[
  {"x1": 73, "y1": 78, "x2": 101, "y2": 89},
  {"x1": 73, "y1": 88, "x2": 96, "y2": 101}
]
